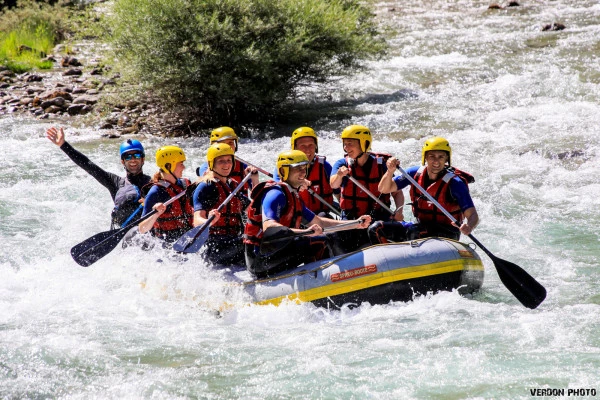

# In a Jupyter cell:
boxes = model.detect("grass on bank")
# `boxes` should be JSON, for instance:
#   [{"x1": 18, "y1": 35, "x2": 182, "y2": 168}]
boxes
[
  {"x1": 0, "y1": 26, "x2": 54, "y2": 72},
  {"x1": 0, "y1": 0, "x2": 98, "y2": 73}
]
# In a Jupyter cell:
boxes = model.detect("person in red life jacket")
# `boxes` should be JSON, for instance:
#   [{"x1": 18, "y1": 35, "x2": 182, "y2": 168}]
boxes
[
  {"x1": 192, "y1": 143, "x2": 257, "y2": 266},
  {"x1": 244, "y1": 150, "x2": 371, "y2": 278},
  {"x1": 329, "y1": 125, "x2": 404, "y2": 251},
  {"x1": 46, "y1": 127, "x2": 151, "y2": 229},
  {"x1": 138, "y1": 145, "x2": 195, "y2": 243},
  {"x1": 196, "y1": 127, "x2": 258, "y2": 193},
  {"x1": 375, "y1": 137, "x2": 479, "y2": 242},
  {"x1": 272, "y1": 127, "x2": 339, "y2": 217}
]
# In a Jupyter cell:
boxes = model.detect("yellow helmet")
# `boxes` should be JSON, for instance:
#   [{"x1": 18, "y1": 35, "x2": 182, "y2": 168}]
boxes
[
  {"x1": 210, "y1": 126, "x2": 238, "y2": 151},
  {"x1": 276, "y1": 150, "x2": 309, "y2": 181},
  {"x1": 290, "y1": 127, "x2": 318, "y2": 153},
  {"x1": 156, "y1": 145, "x2": 186, "y2": 172},
  {"x1": 341, "y1": 125, "x2": 372, "y2": 153},
  {"x1": 421, "y1": 137, "x2": 452, "y2": 166},
  {"x1": 206, "y1": 143, "x2": 234, "y2": 170}
]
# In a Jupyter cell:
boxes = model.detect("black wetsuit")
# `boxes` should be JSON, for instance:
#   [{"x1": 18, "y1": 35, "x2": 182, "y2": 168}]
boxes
[{"x1": 60, "y1": 142, "x2": 152, "y2": 228}]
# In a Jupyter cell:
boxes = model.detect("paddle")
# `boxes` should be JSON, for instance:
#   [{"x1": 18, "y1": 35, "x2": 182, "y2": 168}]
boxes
[
  {"x1": 172, "y1": 173, "x2": 253, "y2": 253},
  {"x1": 346, "y1": 175, "x2": 396, "y2": 215},
  {"x1": 71, "y1": 186, "x2": 191, "y2": 267},
  {"x1": 396, "y1": 165, "x2": 547, "y2": 309},
  {"x1": 260, "y1": 220, "x2": 361, "y2": 254},
  {"x1": 235, "y1": 155, "x2": 342, "y2": 218}
]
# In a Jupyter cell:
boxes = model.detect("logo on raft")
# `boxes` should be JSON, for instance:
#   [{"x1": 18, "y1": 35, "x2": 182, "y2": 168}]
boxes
[{"x1": 331, "y1": 264, "x2": 378, "y2": 282}]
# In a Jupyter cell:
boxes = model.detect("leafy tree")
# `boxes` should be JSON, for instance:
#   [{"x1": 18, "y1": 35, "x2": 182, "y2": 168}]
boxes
[{"x1": 109, "y1": 0, "x2": 387, "y2": 127}]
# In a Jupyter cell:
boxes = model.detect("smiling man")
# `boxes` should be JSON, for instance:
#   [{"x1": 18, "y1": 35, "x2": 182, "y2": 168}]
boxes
[
  {"x1": 244, "y1": 150, "x2": 371, "y2": 278},
  {"x1": 330, "y1": 125, "x2": 404, "y2": 251},
  {"x1": 376, "y1": 136, "x2": 479, "y2": 241},
  {"x1": 46, "y1": 126, "x2": 151, "y2": 229},
  {"x1": 273, "y1": 127, "x2": 337, "y2": 217}
]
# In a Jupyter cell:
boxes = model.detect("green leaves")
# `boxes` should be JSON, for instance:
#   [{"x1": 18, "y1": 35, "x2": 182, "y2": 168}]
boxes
[{"x1": 109, "y1": 0, "x2": 387, "y2": 125}]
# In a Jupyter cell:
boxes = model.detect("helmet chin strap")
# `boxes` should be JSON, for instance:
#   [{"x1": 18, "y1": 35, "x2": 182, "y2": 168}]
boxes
[
  {"x1": 348, "y1": 152, "x2": 365, "y2": 165},
  {"x1": 164, "y1": 165, "x2": 178, "y2": 183}
]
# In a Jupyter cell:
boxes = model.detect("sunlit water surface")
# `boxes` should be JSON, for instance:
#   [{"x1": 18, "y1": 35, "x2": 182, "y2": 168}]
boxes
[{"x1": 1, "y1": 1, "x2": 599, "y2": 398}]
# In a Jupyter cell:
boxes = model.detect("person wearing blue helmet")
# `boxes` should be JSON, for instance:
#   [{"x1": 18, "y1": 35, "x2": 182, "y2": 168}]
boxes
[{"x1": 46, "y1": 126, "x2": 152, "y2": 229}]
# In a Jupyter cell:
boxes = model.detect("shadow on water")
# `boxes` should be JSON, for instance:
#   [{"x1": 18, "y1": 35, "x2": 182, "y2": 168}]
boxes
[{"x1": 251, "y1": 88, "x2": 419, "y2": 139}]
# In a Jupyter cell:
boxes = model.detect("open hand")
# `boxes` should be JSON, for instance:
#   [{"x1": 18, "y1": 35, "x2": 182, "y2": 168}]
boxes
[{"x1": 46, "y1": 127, "x2": 65, "y2": 147}]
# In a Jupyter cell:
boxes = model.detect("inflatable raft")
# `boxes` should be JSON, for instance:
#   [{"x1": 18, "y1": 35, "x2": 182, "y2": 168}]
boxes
[{"x1": 230, "y1": 237, "x2": 484, "y2": 308}]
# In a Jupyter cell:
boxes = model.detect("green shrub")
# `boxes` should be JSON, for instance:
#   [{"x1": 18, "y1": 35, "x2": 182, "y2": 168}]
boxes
[{"x1": 109, "y1": 0, "x2": 387, "y2": 126}]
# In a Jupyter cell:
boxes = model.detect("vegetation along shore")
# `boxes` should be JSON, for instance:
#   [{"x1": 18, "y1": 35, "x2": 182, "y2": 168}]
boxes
[{"x1": 0, "y1": 0, "x2": 389, "y2": 138}]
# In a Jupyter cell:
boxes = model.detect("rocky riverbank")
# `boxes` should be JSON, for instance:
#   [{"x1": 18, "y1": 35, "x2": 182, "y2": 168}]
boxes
[{"x1": 0, "y1": 39, "x2": 191, "y2": 138}]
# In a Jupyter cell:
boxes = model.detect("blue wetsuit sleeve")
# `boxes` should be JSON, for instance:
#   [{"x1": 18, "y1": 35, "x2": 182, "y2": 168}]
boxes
[
  {"x1": 142, "y1": 186, "x2": 171, "y2": 216},
  {"x1": 330, "y1": 158, "x2": 346, "y2": 176},
  {"x1": 393, "y1": 165, "x2": 420, "y2": 190},
  {"x1": 261, "y1": 188, "x2": 287, "y2": 221},
  {"x1": 331, "y1": 158, "x2": 349, "y2": 188},
  {"x1": 302, "y1": 205, "x2": 316, "y2": 223},
  {"x1": 449, "y1": 178, "x2": 475, "y2": 211},
  {"x1": 261, "y1": 188, "x2": 316, "y2": 225},
  {"x1": 192, "y1": 182, "x2": 218, "y2": 212},
  {"x1": 197, "y1": 162, "x2": 209, "y2": 177}
]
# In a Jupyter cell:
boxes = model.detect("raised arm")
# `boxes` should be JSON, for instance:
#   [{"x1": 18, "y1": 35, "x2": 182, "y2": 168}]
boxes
[{"x1": 46, "y1": 126, "x2": 123, "y2": 199}]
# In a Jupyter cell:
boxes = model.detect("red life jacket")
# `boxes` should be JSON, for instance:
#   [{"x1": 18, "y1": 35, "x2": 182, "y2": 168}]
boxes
[
  {"x1": 299, "y1": 155, "x2": 334, "y2": 214},
  {"x1": 230, "y1": 160, "x2": 250, "y2": 191},
  {"x1": 243, "y1": 181, "x2": 304, "y2": 246},
  {"x1": 409, "y1": 166, "x2": 474, "y2": 226},
  {"x1": 207, "y1": 178, "x2": 245, "y2": 236},
  {"x1": 340, "y1": 153, "x2": 391, "y2": 218},
  {"x1": 152, "y1": 178, "x2": 194, "y2": 238}
]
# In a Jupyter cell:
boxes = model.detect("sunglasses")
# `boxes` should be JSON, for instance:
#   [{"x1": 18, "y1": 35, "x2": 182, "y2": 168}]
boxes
[{"x1": 123, "y1": 152, "x2": 143, "y2": 161}]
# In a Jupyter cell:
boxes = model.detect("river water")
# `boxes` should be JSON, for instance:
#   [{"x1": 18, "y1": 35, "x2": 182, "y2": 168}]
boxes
[{"x1": 1, "y1": 1, "x2": 599, "y2": 398}]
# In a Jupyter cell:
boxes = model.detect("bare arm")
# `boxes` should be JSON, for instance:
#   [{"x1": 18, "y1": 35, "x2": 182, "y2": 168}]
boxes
[
  {"x1": 263, "y1": 218, "x2": 314, "y2": 235},
  {"x1": 378, "y1": 157, "x2": 399, "y2": 194},
  {"x1": 308, "y1": 214, "x2": 372, "y2": 230},
  {"x1": 391, "y1": 190, "x2": 404, "y2": 222},
  {"x1": 456, "y1": 207, "x2": 479, "y2": 236},
  {"x1": 138, "y1": 203, "x2": 166, "y2": 234},
  {"x1": 329, "y1": 166, "x2": 348, "y2": 190},
  {"x1": 193, "y1": 209, "x2": 221, "y2": 227}
]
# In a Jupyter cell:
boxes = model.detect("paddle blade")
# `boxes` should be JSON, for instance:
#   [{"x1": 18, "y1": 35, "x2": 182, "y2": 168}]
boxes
[
  {"x1": 173, "y1": 225, "x2": 210, "y2": 253},
  {"x1": 491, "y1": 254, "x2": 547, "y2": 309},
  {"x1": 71, "y1": 228, "x2": 128, "y2": 267}
]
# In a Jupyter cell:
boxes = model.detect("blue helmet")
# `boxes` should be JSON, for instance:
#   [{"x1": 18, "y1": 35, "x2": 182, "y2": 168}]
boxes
[{"x1": 119, "y1": 139, "x2": 145, "y2": 158}]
